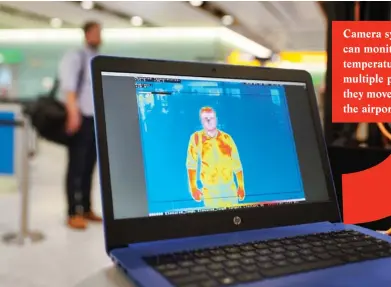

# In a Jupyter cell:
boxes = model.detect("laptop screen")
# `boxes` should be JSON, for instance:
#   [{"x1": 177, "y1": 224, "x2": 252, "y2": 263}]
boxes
[{"x1": 100, "y1": 72, "x2": 330, "y2": 220}]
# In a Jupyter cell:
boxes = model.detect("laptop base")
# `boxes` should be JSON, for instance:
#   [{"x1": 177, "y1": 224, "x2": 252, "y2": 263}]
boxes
[{"x1": 111, "y1": 222, "x2": 391, "y2": 287}]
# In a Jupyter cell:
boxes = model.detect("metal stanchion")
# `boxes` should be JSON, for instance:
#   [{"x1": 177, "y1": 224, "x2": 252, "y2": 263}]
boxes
[
  {"x1": 27, "y1": 120, "x2": 38, "y2": 158},
  {"x1": 1, "y1": 117, "x2": 44, "y2": 245}
]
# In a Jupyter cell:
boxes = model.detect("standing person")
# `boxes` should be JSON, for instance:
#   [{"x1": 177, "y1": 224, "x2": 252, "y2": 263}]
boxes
[
  {"x1": 186, "y1": 106, "x2": 245, "y2": 209},
  {"x1": 59, "y1": 21, "x2": 102, "y2": 229}
]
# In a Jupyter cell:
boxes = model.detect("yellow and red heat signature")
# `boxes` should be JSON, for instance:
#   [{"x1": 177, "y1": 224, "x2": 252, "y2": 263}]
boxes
[{"x1": 187, "y1": 128, "x2": 245, "y2": 209}]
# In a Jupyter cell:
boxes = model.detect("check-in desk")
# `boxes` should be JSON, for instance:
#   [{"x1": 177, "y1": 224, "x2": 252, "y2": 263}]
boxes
[{"x1": 0, "y1": 103, "x2": 24, "y2": 193}]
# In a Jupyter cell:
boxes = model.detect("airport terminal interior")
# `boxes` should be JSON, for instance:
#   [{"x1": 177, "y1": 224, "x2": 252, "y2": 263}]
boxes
[{"x1": 1, "y1": 1, "x2": 390, "y2": 287}]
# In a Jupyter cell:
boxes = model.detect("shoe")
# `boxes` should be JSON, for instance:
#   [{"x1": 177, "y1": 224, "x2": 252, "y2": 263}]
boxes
[
  {"x1": 67, "y1": 215, "x2": 88, "y2": 230},
  {"x1": 84, "y1": 211, "x2": 102, "y2": 222}
]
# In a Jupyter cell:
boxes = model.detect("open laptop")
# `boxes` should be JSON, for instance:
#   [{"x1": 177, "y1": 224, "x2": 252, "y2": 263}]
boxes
[{"x1": 91, "y1": 56, "x2": 391, "y2": 287}]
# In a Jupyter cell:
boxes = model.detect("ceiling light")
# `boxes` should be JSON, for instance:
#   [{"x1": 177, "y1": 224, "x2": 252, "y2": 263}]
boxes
[
  {"x1": 0, "y1": 28, "x2": 272, "y2": 59},
  {"x1": 189, "y1": 1, "x2": 204, "y2": 7},
  {"x1": 130, "y1": 16, "x2": 143, "y2": 27},
  {"x1": 221, "y1": 15, "x2": 234, "y2": 26},
  {"x1": 81, "y1": 1, "x2": 94, "y2": 10},
  {"x1": 50, "y1": 18, "x2": 63, "y2": 29}
]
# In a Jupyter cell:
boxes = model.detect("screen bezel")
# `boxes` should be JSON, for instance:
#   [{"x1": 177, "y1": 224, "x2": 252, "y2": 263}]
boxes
[{"x1": 91, "y1": 56, "x2": 341, "y2": 252}]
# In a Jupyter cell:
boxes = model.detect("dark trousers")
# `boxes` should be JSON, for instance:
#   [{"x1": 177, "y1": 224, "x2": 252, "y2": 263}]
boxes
[{"x1": 66, "y1": 116, "x2": 96, "y2": 216}]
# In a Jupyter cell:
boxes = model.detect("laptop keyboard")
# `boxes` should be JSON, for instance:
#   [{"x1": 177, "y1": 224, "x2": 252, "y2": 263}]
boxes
[{"x1": 143, "y1": 230, "x2": 391, "y2": 287}]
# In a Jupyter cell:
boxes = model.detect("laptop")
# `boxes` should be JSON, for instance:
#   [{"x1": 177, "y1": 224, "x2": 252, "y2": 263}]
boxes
[{"x1": 91, "y1": 56, "x2": 391, "y2": 287}]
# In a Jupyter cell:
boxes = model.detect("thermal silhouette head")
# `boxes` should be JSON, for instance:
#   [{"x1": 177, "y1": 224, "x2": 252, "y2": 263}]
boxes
[{"x1": 200, "y1": 107, "x2": 217, "y2": 133}]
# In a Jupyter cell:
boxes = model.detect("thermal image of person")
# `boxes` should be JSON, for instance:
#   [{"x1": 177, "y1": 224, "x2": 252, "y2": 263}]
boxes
[{"x1": 186, "y1": 106, "x2": 245, "y2": 209}]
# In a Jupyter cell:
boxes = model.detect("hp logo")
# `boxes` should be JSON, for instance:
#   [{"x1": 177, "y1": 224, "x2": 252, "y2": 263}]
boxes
[{"x1": 233, "y1": 216, "x2": 242, "y2": 225}]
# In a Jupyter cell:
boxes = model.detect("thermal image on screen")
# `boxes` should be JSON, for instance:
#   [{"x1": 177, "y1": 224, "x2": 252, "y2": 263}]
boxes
[
  {"x1": 134, "y1": 75, "x2": 306, "y2": 216},
  {"x1": 186, "y1": 106, "x2": 245, "y2": 209}
]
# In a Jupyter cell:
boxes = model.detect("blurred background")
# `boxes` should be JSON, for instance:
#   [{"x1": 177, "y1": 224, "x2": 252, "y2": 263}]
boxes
[
  {"x1": 0, "y1": 1, "x2": 326, "y2": 102},
  {"x1": 0, "y1": 1, "x2": 328, "y2": 287}
]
